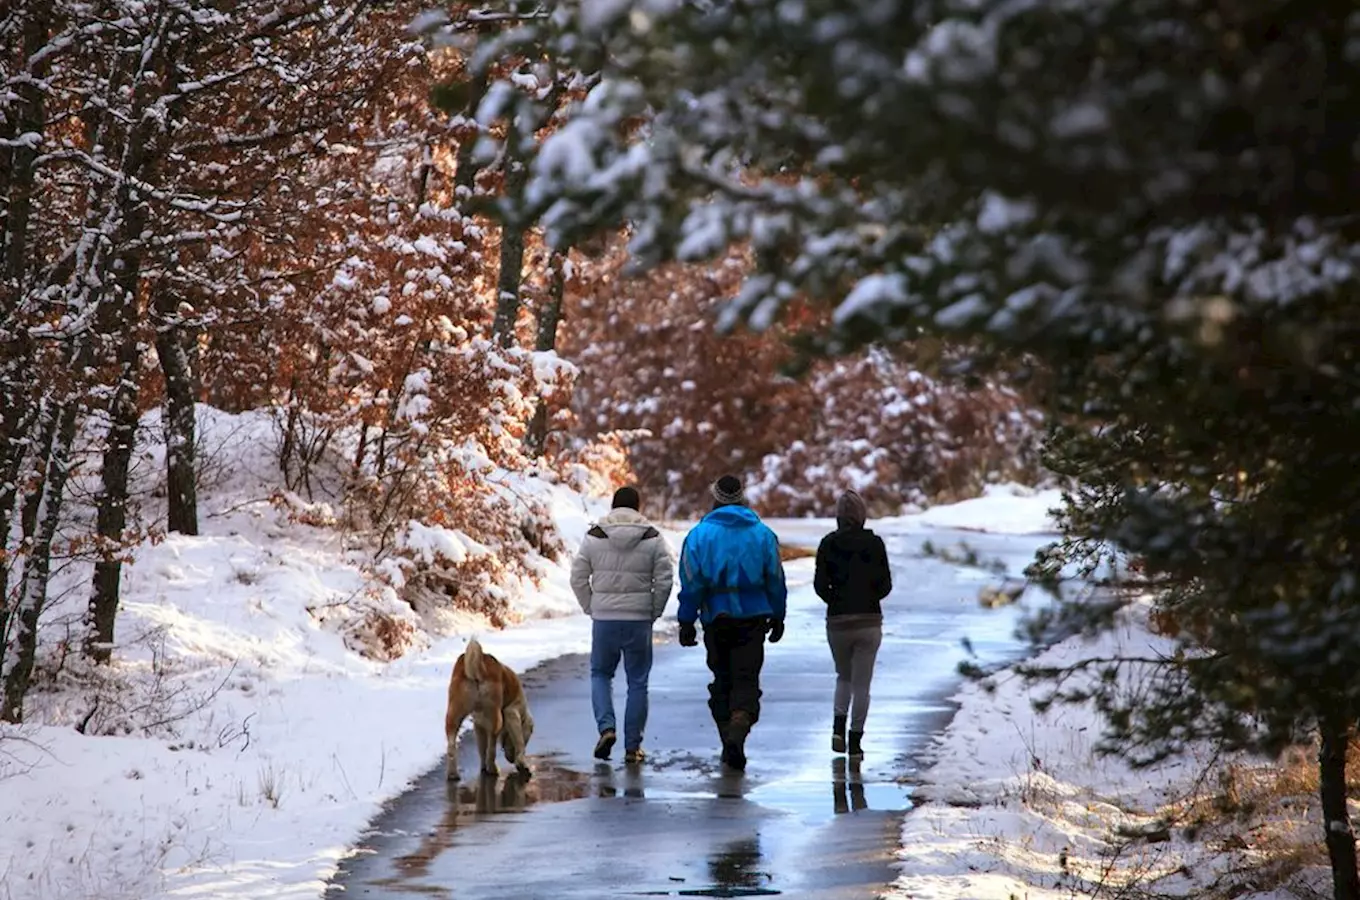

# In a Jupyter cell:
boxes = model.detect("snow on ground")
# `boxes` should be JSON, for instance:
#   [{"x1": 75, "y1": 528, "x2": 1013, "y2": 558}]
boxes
[
  {"x1": 886, "y1": 608, "x2": 1212, "y2": 900},
  {"x1": 908, "y1": 482, "x2": 1060, "y2": 535},
  {"x1": 880, "y1": 483, "x2": 1302, "y2": 900},
  {"x1": 0, "y1": 408, "x2": 686, "y2": 900},
  {"x1": 0, "y1": 439, "x2": 1070, "y2": 900},
  {"x1": 768, "y1": 482, "x2": 1063, "y2": 550},
  {"x1": 788, "y1": 484, "x2": 1309, "y2": 900}
]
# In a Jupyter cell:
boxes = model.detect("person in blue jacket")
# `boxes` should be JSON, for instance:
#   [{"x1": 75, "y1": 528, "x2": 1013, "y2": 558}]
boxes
[{"x1": 676, "y1": 474, "x2": 788, "y2": 772}]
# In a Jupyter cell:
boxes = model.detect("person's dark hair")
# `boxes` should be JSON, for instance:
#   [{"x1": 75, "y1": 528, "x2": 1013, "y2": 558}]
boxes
[
  {"x1": 711, "y1": 474, "x2": 745, "y2": 507},
  {"x1": 612, "y1": 486, "x2": 641, "y2": 510}
]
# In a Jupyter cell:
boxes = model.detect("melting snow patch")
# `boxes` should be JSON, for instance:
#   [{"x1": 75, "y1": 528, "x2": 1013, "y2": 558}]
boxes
[
  {"x1": 834, "y1": 273, "x2": 908, "y2": 325},
  {"x1": 977, "y1": 191, "x2": 1036, "y2": 234}
]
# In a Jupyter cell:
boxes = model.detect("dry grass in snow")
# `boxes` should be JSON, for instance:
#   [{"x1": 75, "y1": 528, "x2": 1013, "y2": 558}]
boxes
[{"x1": 889, "y1": 600, "x2": 1347, "y2": 900}]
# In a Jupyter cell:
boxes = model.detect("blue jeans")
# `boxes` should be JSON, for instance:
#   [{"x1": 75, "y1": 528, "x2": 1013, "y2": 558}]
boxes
[{"x1": 590, "y1": 620, "x2": 654, "y2": 750}]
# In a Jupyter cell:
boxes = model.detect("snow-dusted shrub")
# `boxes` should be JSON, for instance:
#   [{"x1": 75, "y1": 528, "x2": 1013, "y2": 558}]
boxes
[
  {"x1": 549, "y1": 429, "x2": 645, "y2": 499},
  {"x1": 746, "y1": 349, "x2": 1044, "y2": 517},
  {"x1": 249, "y1": 204, "x2": 564, "y2": 624},
  {"x1": 194, "y1": 24, "x2": 573, "y2": 628},
  {"x1": 559, "y1": 242, "x2": 816, "y2": 515},
  {"x1": 561, "y1": 240, "x2": 1044, "y2": 517}
]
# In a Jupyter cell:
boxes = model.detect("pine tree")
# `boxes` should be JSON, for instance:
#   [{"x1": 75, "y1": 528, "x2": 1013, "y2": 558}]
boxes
[
  {"x1": 462, "y1": 2, "x2": 1360, "y2": 896},
  {"x1": 1023, "y1": 322, "x2": 1360, "y2": 898}
]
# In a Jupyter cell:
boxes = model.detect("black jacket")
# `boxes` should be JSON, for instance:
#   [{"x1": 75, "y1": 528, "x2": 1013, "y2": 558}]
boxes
[{"x1": 813, "y1": 526, "x2": 893, "y2": 617}]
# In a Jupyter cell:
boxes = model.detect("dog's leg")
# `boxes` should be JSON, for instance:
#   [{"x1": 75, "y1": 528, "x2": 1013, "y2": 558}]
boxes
[
  {"x1": 474, "y1": 720, "x2": 499, "y2": 777},
  {"x1": 520, "y1": 708, "x2": 535, "y2": 777},
  {"x1": 480, "y1": 709, "x2": 502, "y2": 776},
  {"x1": 445, "y1": 706, "x2": 468, "y2": 782},
  {"x1": 501, "y1": 709, "x2": 521, "y2": 764},
  {"x1": 503, "y1": 706, "x2": 531, "y2": 776}
]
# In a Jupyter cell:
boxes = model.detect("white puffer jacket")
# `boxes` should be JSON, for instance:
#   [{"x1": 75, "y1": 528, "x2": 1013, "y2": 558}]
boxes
[{"x1": 570, "y1": 507, "x2": 675, "y2": 621}]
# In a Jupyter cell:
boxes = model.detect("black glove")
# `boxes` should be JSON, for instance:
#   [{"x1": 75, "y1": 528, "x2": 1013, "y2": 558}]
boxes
[
  {"x1": 767, "y1": 619, "x2": 785, "y2": 644},
  {"x1": 679, "y1": 622, "x2": 698, "y2": 647}
]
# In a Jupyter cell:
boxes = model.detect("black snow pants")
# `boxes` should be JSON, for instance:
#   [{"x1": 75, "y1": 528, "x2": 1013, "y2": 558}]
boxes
[{"x1": 703, "y1": 616, "x2": 768, "y2": 729}]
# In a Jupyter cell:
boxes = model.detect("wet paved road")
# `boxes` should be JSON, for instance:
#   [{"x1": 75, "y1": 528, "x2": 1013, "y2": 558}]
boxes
[{"x1": 326, "y1": 523, "x2": 1053, "y2": 900}]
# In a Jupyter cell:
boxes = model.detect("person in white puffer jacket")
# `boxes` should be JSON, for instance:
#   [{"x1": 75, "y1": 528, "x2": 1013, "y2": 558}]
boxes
[{"x1": 570, "y1": 486, "x2": 674, "y2": 764}]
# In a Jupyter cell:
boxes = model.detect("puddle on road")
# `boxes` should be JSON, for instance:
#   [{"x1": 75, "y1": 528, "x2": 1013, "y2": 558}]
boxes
[
  {"x1": 626, "y1": 835, "x2": 783, "y2": 897},
  {"x1": 335, "y1": 753, "x2": 909, "y2": 900},
  {"x1": 376, "y1": 758, "x2": 592, "y2": 886},
  {"x1": 337, "y1": 744, "x2": 911, "y2": 900},
  {"x1": 744, "y1": 757, "x2": 912, "y2": 826},
  {"x1": 577, "y1": 756, "x2": 910, "y2": 826}
]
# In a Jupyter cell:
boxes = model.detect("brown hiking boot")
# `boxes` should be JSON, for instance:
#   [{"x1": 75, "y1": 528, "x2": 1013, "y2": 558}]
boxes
[{"x1": 594, "y1": 729, "x2": 617, "y2": 760}]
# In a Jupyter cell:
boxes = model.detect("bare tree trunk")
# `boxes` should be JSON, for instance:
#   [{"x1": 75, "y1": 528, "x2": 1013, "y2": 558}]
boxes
[
  {"x1": 0, "y1": 393, "x2": 46, "y2": 678},
  {"x1": 80, "y1": 8, "x2": 177, "y2": 661},
  {"x1": 0, "y1": 4, "x2": 52, "y2": 621},
  {"x1": 452, "y1": 71, "x2": 490, "y2": 197},
  {"x1": 352, "y1": 423, "x2": 369, "y2": 478},
  {"x1": 492, "y1": 228, "x2": 527, "y2": 346},
  {"x1": 0, "y1": 3, "x2": 51, "y2": 292},
  {"x1": 2, "y1": 398, "x2": 78, "y2": 722},
  {"x1": 0, "y1": 362, "x2": 37, "y2": 627},
  {"x1": 85, "y1": 290, "x2": 142, "y2": 663},
  {"x1": 526, "y1": 250, "x2": 567, "y2": 457},
  {"x1": 414, "y1": 141, "x2": 434, "y2": 209},
  {"x1": 1319, "y1": 710, "x2": 1360, "y2": 900},
  {"x1": 490, "y1": 147, "x2": 529, "y2": 347},
  {"x1": 156, "y1": 289, "x2": 198, "y2": 535},
  {"x1": 5, "y1": 0, "x2": 172, "y2": 698}
]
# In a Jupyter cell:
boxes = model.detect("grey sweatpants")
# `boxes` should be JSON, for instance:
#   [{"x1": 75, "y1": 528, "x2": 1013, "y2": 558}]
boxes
[{"x1": 827, "y1": 622, "x2": 883, "y2": 731}]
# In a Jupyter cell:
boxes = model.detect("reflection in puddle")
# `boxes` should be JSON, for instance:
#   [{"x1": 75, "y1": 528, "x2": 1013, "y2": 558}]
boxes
[
  {"x1": 738, "y1": 758, "x2": 910, "y2": 825},
  {"x1": 674, "y1": 836, "x2": 780, "y2": 897},
  {"x1": 389, "y1": 760, "x2": 591, "y2": 882},
  {"x1": 708, "y1": 837, "x2": 767, "y2": 889},
  {"x1": 593, "y1": 761, "x2": 648, "y2": 798},
  {"x1": 356, "y1": 751, "x2": 904, "y2": 898},
  {"x1": 832, "y1": 757, "x2": 866, "y2": 815}
]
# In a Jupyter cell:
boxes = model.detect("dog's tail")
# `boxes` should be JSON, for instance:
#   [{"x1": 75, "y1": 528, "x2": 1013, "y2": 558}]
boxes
[{"x1": 463, "y1": 638, "x2": 485, "y2": 682}]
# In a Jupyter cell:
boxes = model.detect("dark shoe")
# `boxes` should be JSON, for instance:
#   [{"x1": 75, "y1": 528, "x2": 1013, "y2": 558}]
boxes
[
  {"x1": 724, "y1": 711, "x2": 752, "y2": 771},
  {"x1": 832, "y1": 715, "x2": 847, "y2": 754},
  {"x1": 848, "y1": 730, "x2": 864, "y2": 760},
  {"x1": 624, "y1": 747, "x2": 646, "y2": 765},
  {"x1": 722, "y1": 739, "x2": 747, "y2": 772},
  {"x1": 594, "y1": 729, "x2": 617, "y2": 760}
]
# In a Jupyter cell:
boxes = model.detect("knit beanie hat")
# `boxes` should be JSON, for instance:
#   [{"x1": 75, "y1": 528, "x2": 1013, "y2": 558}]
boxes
[
  {"x1": 836, "y1": 490, "x2": 868, "y2": 529},
  {"x1": 711, "y1": 474, "x2": 745, "y2": 506},
  {"x1": 612, "y1": 486, "x2": 640, "y2": 510}
]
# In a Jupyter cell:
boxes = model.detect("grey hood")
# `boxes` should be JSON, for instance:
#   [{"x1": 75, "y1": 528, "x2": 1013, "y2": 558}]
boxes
[
  {"x1": 569, "y1": 507, "x2": 675, "y2": 621},
  {"x1": 597, "y1": 508, "x2": 654, "y2": 551}
]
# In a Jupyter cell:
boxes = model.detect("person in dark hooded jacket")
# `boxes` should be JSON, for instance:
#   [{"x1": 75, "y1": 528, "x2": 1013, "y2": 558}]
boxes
[{"x1": 813, "y1": 490, "x2": 892, "y2": 759}]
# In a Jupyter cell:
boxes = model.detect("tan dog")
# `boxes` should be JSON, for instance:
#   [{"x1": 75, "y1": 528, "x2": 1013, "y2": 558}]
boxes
[{"x1": 444, "y1": 639, "x2": 534, "y2": 781}]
